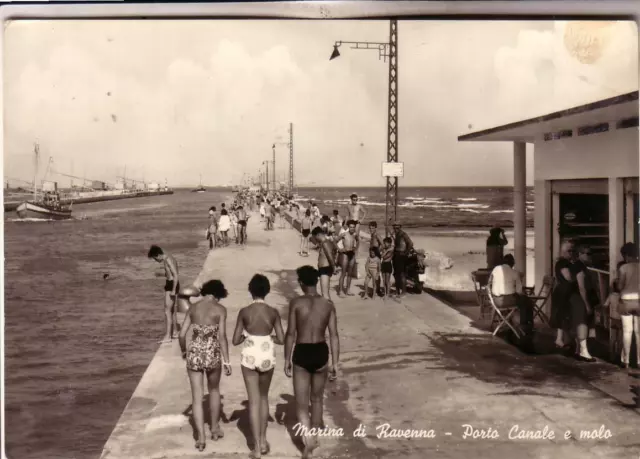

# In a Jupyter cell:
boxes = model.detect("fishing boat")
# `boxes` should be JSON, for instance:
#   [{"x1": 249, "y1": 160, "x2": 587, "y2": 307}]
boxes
[
  {"x1": 16, "y1": 144, "x2": 73, "y2": 220},
  {"x1": 192, "y1": 175, "x2": 206, "y2": 193},
  {"x1": 16, "y1": 193, "x2": 72, "y2": 220}
]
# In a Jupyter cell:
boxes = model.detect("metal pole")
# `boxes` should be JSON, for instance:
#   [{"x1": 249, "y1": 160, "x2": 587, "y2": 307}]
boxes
[
  {"x1": 384, "y1": 19, "x2": 399, "y2": 237},
  {"x1": 266, "y1": 161, "x2": 269, "y2": 193},
  {"x1": 513, "y1": 141, "x2": 527, "y2": 282},
  {"x1": 272, "y1": 144, "x2": 276, "y2": 193},
  {"x1": 289, "y1": 123, "x2": 294, "y2": 197}
]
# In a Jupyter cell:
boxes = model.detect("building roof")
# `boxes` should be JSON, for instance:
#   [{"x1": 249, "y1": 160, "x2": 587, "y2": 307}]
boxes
[{"x1": 458, "y1": 91, "x2": 639, "y2": 142}]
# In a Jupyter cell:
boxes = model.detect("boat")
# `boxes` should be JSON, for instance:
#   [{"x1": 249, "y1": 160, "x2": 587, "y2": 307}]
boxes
[
  {"x1": 16, "y1": 144, "x2": 73, "y2": 220},
  {"x1": 192, "y1": 175, "x2": 206, "y2": 193},
  {"x1": 16, "y1": 194, "x2": 72, "y2": 220}
]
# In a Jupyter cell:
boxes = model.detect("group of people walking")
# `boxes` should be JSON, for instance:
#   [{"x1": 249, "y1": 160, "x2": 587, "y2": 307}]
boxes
[
  {"x1": 177, "y1": 269, "x2": 338, "y2": 458},
  {"x1": 207, "y1": 201, "x2": 250, "y2": 248}
]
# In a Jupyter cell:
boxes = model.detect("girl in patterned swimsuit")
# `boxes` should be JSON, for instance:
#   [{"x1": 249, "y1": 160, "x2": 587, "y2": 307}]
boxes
[
  {"x1": 179, "y1": 280, "x2": 231, "y2": 452},
  {"x1": 232, "y1": 274, "x2": 285, "y2": 459}
]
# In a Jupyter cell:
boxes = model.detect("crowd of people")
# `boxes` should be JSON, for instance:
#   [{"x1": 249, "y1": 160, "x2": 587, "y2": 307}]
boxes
[{"x1": 145, "y1": 189, "x2": 429, "y2": 457}]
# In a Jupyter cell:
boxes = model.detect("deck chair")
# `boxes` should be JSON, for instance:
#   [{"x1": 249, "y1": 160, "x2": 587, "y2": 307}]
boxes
[
  {"x1": 486, "y1": 273, "x2": 522, "y2": 339},
  {"x1": 471, "y1": 270, "x2": 491, "y2": 318},
  {"x1": 527, "y1": 275, "x2": 554, "y2": 326}
]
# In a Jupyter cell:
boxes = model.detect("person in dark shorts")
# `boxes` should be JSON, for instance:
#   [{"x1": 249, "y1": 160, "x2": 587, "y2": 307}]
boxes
[
  {"x1": 300, "y1": 209, "x2": 312, "y2": 256},
  {"x1": 284, "y1": 266, "x2": 339, "y2": 457},
  {"x1": 333, "y1": 220, "x2": 359, "y2": 297},
  {"x1": 312, "y1": 227, "x2": 337, "y2": 300},
  {"x1": 235, "y1": 205, "x2": 249, "y2": 245},
  {"x1": 148, "y1": 245, "x2": 180, "y2": 343},
  {"x1": 380, "y1": 237, "x2": 394, "y2": 298},
  {"x1": 391, "y1": 222, "x2": 413, "y2": 297}
]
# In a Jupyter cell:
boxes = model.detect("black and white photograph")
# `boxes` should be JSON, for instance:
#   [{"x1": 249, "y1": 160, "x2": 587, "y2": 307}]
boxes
[{"x1": 3, "y1": 2, "x2": 640, "y2": 459}]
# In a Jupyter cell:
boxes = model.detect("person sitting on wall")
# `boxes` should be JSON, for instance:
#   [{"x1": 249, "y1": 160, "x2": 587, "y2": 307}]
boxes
[{"x1": 489, "y1": 254, "x2": 535, "y2": 353}]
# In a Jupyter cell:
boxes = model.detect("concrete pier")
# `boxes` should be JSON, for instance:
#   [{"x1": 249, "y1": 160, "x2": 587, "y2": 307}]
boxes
[{"x1": 101, "y1": 210, "x2": 639, "y2": 459}]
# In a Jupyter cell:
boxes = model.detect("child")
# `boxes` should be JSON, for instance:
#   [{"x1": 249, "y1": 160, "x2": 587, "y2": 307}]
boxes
[
  {"x1": 330, "y1": 209, "x2": 342, "y2": 236},
  {"x1": 232, "y1": 274, "x2": 285, "y2": 458},
  {"x1": 380, "y1": 237, "x2": 394, "y2": 298},
  {"x1": 179, "y1": 280, "x2": 232, "y2": 451},
  {"x1": 368, "y1": 222, "x2": 382, "y2": 251},
  {"x1": 362, "y1": 247, "x2": 381, "y2": 299},
  {"x1": 300, "y1": 209, "x2": 312, "y2": 256},
  {"x1": 218, "y1": 209, "x2": 231, "y2": 246}
]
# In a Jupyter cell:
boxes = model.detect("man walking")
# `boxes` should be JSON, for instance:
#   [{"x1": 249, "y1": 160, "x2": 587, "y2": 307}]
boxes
[
  {"x1": 148, "y1": 245, "x2": 180, "y2": 343},
  {"x1": 284, "y1": 266, "x2": 340, "y2": 458},
  {"x1": 312, "y1": 227, "x2": 337, "y2": 300}
]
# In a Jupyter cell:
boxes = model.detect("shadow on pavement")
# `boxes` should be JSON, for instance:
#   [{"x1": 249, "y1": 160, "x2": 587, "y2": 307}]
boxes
[
  {"x1": 274, "y1": 393, "x2": 304, "y2": 453},
  {"x1": 181, "y1": 393, "x2": 230, "y2": 441}
]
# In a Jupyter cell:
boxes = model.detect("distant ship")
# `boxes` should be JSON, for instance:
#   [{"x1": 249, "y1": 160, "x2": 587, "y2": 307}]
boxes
[
  {"x1": 16, "y1": 144, "x2": 73, "y2": 220},
  {"x1": 192, "y1": 175, "x2": 206, "y2": 193}
]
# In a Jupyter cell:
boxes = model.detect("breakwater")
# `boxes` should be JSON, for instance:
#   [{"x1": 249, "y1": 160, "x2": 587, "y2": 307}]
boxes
[{"x1": 4, "y1": 189, "x2": 174, "y2": 212}]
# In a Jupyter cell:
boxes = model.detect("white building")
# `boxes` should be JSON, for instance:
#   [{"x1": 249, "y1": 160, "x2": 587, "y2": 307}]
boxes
[{"x1": 459, "y1": 91, "x2": 638, "y2": 332}]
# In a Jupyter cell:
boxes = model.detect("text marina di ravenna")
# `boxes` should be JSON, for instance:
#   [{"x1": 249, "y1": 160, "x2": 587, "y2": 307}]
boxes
[{"x1": 293, "y1": 423, "x2": 614, "y2": 440}]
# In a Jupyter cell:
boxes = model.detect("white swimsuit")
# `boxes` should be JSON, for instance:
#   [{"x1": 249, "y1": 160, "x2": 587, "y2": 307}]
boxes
[{"x1": 241, "y1": 333, "x2": 276, "y2": 372}]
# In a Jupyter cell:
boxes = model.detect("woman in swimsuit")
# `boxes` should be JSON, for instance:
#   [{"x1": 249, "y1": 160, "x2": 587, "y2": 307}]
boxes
[
  {"x1": 617, "y1": 242, "x2": 640, "y2": 368},
  {"x1": 179, "y1": 280, "x2": 232, "y2": 452},
  {"x1": 232, "y1": 274, "x2": 285, "y2": 458},
  {"x1": 219, "y1": 209, "x2": 231, "y2": 246},
  {"x1": 300, "y1": 209, "x2": 312, "y2": 257}
]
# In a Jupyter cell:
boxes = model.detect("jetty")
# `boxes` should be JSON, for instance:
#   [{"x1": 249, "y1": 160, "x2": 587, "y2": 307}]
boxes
[
  {"x1": 101, "y1": 209, "x2": 639, "y2": 459},
  {"x1": 4, "y1": 189, "x2": 174, "y2": 212}
]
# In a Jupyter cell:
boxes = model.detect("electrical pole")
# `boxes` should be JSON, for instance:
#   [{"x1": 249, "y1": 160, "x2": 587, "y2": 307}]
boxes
[
  {"x1": 289, "y1": 123, "x2": 294, "y2": 197},
  {"x1": 272, "y1": 144, "x2": 276, "y2": 192},
  {"x1": 385, "y1": 19, "x2": 399, "y2": 236}
]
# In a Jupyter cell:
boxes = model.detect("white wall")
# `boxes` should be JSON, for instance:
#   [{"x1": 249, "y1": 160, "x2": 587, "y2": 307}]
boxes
[
  {"x1": 534, "y1": 127, "x2": 639, "y2": 180},
  {"x1": 532, "y1": 127, "x2": 638, "y2": 296}
]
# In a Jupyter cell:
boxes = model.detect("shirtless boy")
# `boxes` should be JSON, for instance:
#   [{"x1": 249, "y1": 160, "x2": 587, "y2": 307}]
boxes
[
  {"x1": 148, "y1": 245, "x2": 180, "y2": 343},
  {"x1": 345, "y1": 194, "x2": 366, "y2": 236},
  {"x1": 236, "y1": 205, "x2": 249, "y2": 245},
  {"x1": 311, "y1": 227, "x2": 337, "y2": 300},
  {"x1": 284, "y1": 266, "x2": 339, "y2": 458},
  {"x1": 333, "y1": 220, "x2": 360, "y2": 297}
]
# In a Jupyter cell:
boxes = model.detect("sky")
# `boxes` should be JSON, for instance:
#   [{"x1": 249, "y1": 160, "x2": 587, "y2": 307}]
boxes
[{"x1": 3, "y1": 20, "x2": 638, "y2": 188}]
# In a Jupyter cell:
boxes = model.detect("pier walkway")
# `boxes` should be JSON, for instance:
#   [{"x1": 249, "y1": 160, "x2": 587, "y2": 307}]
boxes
[{"x1": 101, "y1": 210, "x2": 639, "y2": 459}]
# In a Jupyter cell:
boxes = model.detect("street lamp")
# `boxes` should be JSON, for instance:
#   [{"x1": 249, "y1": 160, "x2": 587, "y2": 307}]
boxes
[
  {"x1": 262, "y1": 160, "x2": 269, "y2": 193},
  {"x1": 330, "y1": 20, "x2": 400, "y2": 237}
]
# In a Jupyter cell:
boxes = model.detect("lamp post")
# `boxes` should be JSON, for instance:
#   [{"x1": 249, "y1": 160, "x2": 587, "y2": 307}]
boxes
[
  {"x1": 330, "y1": 19, "x2": 400, "y2": 237},
  {"x1": 262, "y1": 160, "x2": 269, "y2": 193}
]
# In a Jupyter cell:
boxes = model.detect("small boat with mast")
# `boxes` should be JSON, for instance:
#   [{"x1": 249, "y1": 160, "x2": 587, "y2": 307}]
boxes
[
  {"x1": 16, "y1": 143, "x2": 73, "y2": 220},
  {"x1": 192, "y1": 175, "x2": 206, "y2": 193}
]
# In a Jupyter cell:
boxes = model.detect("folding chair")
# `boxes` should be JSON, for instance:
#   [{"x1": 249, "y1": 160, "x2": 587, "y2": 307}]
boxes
[
  {"x1": 471, "y1": 270, "x2": 492, "y2": 318},
  {"x1": 487, "y1": 273, "x2": 522, "y2": 338},
  {"x1": 526, "y1": 275, "x2": 553, "y2": 326}
]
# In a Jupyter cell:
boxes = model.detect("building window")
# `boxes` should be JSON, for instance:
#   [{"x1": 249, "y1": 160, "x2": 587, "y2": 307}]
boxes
[
  {"x1": 616, "y1": 117, "x2": 639, "y2": 129},
  {"x1": 577, "y1": 123, "x2": 609, "y2": 136},
  {"x1": 544, "y1": 129, "x2": 573, "y2": 141}
]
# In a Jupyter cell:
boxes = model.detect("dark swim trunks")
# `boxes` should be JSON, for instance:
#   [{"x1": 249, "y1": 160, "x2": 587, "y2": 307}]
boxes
[
  {"x1": 292, "y1": 342, "x2": 330, "y2": 373},
  {"x1": 318, "y1": 266, "x2": 334, "y2": 277},
  {"x1": 344, "y1": 250, "x2": 355, "y2": 261},
  {"x1": 381, "y1": 261, "x2": 393, "y2": 274},
  {"x1": 238, "y1": 220, "x2": 247, "y2": 226},
  {"x1": 164, "y1": 280, "x2": 180, "y2": 293},
  {"x1": 302, "y1": 229, "x2": 311, "y2": 238}
]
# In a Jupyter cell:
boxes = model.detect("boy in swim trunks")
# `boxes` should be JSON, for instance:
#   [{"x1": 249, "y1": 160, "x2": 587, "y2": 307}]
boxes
[
  {"x1": 236, "y1": 205, "x2": 249, "y2": 245},
  {"x1": 312, "y1": 227, "x2": 337, "y2": 300},
  {"x1": 284, "y1": 266, "x2": 340, "y2": 458},
  {"x1": 345, "y1": 193, "x2": 366, "y2": 237},
  {"x1": 148, "y1": 245, "x2": 180, "y2": 343},
  {"x1": 232, "y1": 274, "x2": 285, "y2": 458},
  {"x1": 333, "y1": 220, "x2": 359, "y2": 297},
  {"x1": 369, "y1": 221, "x2": 382, "y2": 251},
  {"x1": 300, "y1": 209, "x2": 312, "y2": 256},
  {"x1": 380, "y1": 237, "x2": 394, "y2": 298}
]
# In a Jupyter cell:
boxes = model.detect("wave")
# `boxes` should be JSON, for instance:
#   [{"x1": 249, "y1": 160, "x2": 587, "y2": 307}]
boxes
[
  {"x1": 8, "y1": 218, "x2": 56, "y2": 222},
  {"x1": 456, "y1": 197, "x2": 477, "y2": 201},
  {"x1": 406, "y1": 196, "x2": 442, "y2": 201}
]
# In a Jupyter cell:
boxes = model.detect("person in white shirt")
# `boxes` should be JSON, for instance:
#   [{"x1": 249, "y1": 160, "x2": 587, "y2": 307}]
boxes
[{"x1": 490, "y1": 254, "x2": 534, "y2": 350}]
